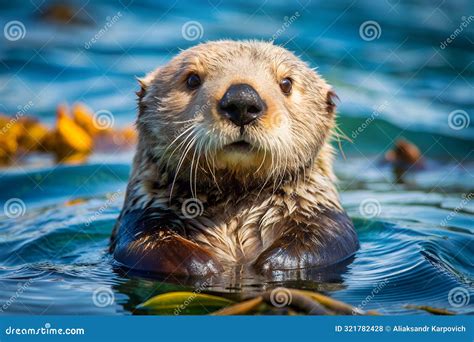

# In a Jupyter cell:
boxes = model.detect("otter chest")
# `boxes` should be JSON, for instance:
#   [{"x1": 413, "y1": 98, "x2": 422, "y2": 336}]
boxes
[{"x1": 185, "y1": 198, "x2": 282, "y2": 263}]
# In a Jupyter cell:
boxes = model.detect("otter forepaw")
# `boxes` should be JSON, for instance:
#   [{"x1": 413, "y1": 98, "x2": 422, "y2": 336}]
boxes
[
  {"x1": 254, "y1": 239, "x2": 316, "y2": 273},
  {"x1": 254, "y1": 231, "x2": 351, "y2": 273},
  {"x1": 255, "y1": 212, "x2": 358, "y2": 274},
  {"x1": 114, "y1": 233, "x2": 223, "y2": 276}
]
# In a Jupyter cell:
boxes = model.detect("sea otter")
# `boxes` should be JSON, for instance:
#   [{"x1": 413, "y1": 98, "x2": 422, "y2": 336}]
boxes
[{"x1": 110, "y1": 40, "x2": 358, "y2": 276}]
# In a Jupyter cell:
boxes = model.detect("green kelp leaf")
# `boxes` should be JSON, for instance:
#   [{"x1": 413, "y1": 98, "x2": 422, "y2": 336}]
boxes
[{"x1": 138, "y1": 291, "x2": 235, "y2": 315}]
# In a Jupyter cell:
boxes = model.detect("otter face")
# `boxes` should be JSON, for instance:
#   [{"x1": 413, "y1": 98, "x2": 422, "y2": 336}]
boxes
[{"x1": 137, "y1": 40, "x2": 336, "y2": 187}]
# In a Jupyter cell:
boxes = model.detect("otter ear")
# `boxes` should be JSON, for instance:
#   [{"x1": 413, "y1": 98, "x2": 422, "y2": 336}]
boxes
[
  {"x1": 135, "y1": 77, "x2": 149, "y2": 100},
  {"x1": 136, "y1": 77, "x2": 148, "y2": 116},
  {"x1": 136, "y1": 72, "x2": 158, "y2": 115},
  {"x1": 326, "y1": 89, "x2": 339, "y2": 114},
  {"x1": 135, "y1": 70, "x2": 158, "y2": 100}
]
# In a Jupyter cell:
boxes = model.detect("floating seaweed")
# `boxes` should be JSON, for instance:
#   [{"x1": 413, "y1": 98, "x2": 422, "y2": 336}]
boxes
[
  {"x1": 137, "y1": 292, "x2": 234, "y2": 315},
  {"x1": 404, "y1": 305, "x2": 456, "y2": 315},
  {"x1": 137, "y1": 287, "x2": 463, "y2": 316},
  {"x1": 137, "y1": 288, "x2": 380, "y2": 316},
  {"x1": 0, "y1": 103, "x2": 137, "y2": 166}
]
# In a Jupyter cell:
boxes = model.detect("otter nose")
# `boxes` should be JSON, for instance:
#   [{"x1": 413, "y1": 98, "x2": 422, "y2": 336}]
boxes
[{"x1": 218, "y1": 84, "x2": 265, "y2": 127}]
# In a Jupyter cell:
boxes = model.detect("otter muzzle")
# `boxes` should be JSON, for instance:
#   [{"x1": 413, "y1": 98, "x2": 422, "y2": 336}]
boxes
[{"x1": 218, "y1": 84, "x2": 266, "y2": 131}]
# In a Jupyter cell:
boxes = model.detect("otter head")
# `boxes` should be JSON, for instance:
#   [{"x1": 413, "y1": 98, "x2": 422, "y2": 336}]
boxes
[{"x1": 136, "y1": 40, "x2": 337, "y2": 190}]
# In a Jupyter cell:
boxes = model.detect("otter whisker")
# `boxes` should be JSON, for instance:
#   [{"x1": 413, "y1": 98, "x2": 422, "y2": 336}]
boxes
[
  {"x1": 174, "y1": 117, "x2": 200, "y2": 125},
  {"x1": 203, "y1": 138, "x2": 221, "y2": 192},
  {"x1": 275, "y1": 137, "x2": 290, "y2": 191},
  {"x1": 257, "y1": 150, "x2": 268, "y2": 197},
  {"x1": 163, "y1": 124, "x2": 196, "y2": 157},
  {"x1": 256, "y1": 135, "x2": 275, "y2": 197},
  {"x1": 170, "y1": 132, "x2": 197, "y2": 199},
  {"x1": 332, "y1": 125, "x2": 351, "y2": 161},
  {"x1": 190, "y1": 130, "x2": 205, "y2": 198},
  {"x1": 266, "y1": 132, "x2": 282, "y2": 194},
  {"x1": 275, "y1": 136, "x2": 289, "y2": 192},
  {"x1": 162, "y1": 124, "x2": 197, "y2": 169},
  {"x1": 254, "y1": 143, "x2": 267, "y2": 175},
  {"x1": 270, "y1": 139, "x2": 280, "y2": 192}
]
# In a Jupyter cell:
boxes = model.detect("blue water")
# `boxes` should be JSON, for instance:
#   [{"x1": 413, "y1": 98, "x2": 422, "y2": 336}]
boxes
[{"x1": 0, "y1": 0, "x2": 473, "y2": 315}]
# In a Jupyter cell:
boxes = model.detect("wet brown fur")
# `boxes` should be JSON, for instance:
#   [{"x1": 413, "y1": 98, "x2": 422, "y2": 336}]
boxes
[{"x1": 110, "y1": 40, "x2": 358, "y2": 276}]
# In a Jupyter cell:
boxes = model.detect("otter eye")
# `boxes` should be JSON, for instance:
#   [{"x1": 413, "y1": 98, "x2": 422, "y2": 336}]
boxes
[
  {"x1": 186, "y1": 73, "x2": 201, "y2": 90},
  {"x1": 279, "y1": 78, "x2": 292, "y2": 95}
]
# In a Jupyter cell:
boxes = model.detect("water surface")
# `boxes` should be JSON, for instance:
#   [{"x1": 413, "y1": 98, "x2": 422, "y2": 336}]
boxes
[{"x1": 0, "y1": 0, "x2": 473, "y2": 315}]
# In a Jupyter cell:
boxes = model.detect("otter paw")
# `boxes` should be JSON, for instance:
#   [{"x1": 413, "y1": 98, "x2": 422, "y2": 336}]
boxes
[
  {"x1": 253, "y1": 234, "x2": 329, "y2": 273},
  {"x1": 114, "y1": 233, "x2": 223, "y2": 276},
  {"x1": 254, "y1": 245, "x2": 311, "y2": 273}
]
